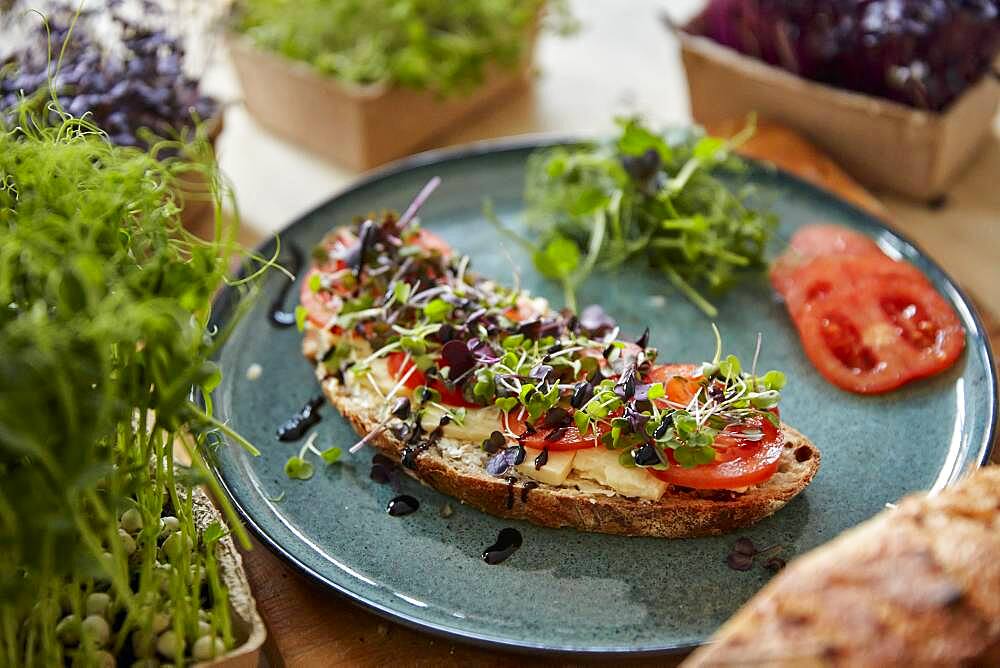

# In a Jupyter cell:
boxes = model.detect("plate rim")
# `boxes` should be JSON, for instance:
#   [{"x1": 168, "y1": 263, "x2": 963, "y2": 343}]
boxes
[{"x1": 206, "y1": 132, "x2": 998, "y2": 657}]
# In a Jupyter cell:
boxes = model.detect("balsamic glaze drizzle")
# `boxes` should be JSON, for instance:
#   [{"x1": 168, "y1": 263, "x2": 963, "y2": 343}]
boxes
[
  {"x1": 276, "y1": 395, "x2": 324, "y2": 441},
  {"x1": 520, "y1": 481, "x2": 539, "y2": 503},
  {"x1": 268, "y1": 243, "x2": 305, "y2": 328},
  {"x1": 482, "y1": 528, "x2": 523, "y2": 565},
  {"x1": 505, "y1": 476, "x2": 517, "y2": 509},
  {"x1": 534, "y1": 448, "x2": 549, "y2": 470},
  {"x1": 386, "y1": 495, "x2": 419, "y2": 517}
]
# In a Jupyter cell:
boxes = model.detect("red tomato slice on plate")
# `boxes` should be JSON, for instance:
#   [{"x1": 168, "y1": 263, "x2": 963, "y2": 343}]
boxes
[
  {"x1": 792, "y1": 272, "x2": 965, "y2": 394},
  {"x1": 771, "y1": 224, "x2": 884, "y2": 296},
  {"x1": 781, "y1": 255, "x2": 927, "y2": 320},
  {"x1": 386, "y1": 351, "x2": 478, "y2": 408},
  {"x1": 650, "y1": 412, "x2": 784, "y2": 490}
]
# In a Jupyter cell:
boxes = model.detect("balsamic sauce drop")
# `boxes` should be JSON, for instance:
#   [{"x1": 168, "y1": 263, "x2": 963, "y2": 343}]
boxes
[
  {"x1": 268, "y1": 243, "x2": 305, "y2": 328},
  {"x1": 386, "y1": 495, "x2": 420, "y2": 517},
  {"x1": 482, "y1": 528, "x2": 523, "y2": 565},
  {"x1": 276, "y1": 396, "x2": 324, "y2": 441},
  {"x1": 505, "y1": 476, "x2": 517, "y2": 509},
  {"x1": 520, "y1": 481, "x2": 539, "y2": 503},
  {"x1": 534, "y1": 447, "x2": 549, "y2": 470}
]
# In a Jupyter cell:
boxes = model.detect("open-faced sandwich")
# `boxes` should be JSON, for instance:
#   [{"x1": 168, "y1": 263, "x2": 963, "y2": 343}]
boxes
[{"x1": 299, "y1": 181, "x2": 820, "y2": 537}]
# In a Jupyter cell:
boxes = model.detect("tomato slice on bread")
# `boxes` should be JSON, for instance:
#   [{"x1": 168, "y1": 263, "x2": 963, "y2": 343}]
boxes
[
  {"x1": 649, "y1": 412, "x2": 784, "y2": 490},
  {"x1": 386, "y1": 351, "x2": 478, "y2": 408},
  {"x1": 300, "y1": 268, "x2": 340, "y2": 328}
]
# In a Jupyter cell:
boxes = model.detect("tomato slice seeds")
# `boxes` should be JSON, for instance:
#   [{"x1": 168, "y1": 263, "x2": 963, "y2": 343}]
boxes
[{"x1": 772, "y1": 225, "x2": 965, "y2": 394}]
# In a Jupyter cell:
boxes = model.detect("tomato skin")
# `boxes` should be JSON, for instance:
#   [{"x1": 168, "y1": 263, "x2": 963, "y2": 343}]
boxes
[
  {"x1": 649, "y1": 412, "x2": 784, "y2": 490},
  {"x1": 411, "y1": 228, "x2": 452, "y2": 256},
  {"x1": 771, "y1": 224, "x2": 884, "y2": 296},
  {"x1": 385, "y1": 352, "x2": 479, "y2": 408},
  {"x1": 772, "y1": 224, "x2": 965, "y2": 394},
  {"x1": 299, "y1": 268, "x2": 340, "y2": 328},
  {"x1": 509, "y1": 410, "x2": 612, "y2": 451},
  {"x1": 781, "y1": 255, "x2": 925, "y2": 320},
  {"x1": 646, "y1": 364, "x2": 702, "y2": 405}
]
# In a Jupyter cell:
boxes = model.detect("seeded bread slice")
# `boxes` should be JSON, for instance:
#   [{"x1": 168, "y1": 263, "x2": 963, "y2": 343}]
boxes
[{"x1": 305, "y1": 332, "x2": 821, "y2": 538}]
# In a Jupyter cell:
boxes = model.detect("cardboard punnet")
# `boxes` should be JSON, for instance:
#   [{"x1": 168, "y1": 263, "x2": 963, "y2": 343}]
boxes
[
  {"x1": 226, "y1": 29, "x2": 537, "y2": 171},
  {"x1": 676, "y1": 16, "x2": 1000, "y2": 200}
]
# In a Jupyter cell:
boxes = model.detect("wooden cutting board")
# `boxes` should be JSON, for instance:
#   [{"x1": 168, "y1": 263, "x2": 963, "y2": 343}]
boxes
[{"x1": 231, "y1": 123, "x2": 999, "y2": 667}]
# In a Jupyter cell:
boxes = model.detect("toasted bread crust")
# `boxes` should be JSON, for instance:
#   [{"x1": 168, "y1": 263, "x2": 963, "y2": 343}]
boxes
[
  {"x1": 309, "y1": 329, "x2": 821, "y2": 538},
  {"x1": 682, "y1": 467, "x2": 1000, "y2": 666}
]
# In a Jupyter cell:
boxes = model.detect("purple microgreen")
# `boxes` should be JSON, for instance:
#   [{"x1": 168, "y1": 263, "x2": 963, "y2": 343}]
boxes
[
  {"x1": 614, "y1": 366, "x2": 637, "y2": 400},
  {"x1": 542, "y1": 407, "x2": 571, "y2": 428},
  {"x1": 635, "y1": 326, "x2": 650, "y2": 349},
  {"x1": 733, "y1": 537, "x2": 757, "y2": 556},
  {"x1": 440, "y1": 339, "x2": 477, "y2": 379},
  {"x1": 579, "y1": 304, "x2": 617, "y2": 336},
  {"x1": 763, "y1": 557, "x2": 786, "y2": 572},
  {"x1": 396, "y1": 176, "x2": 442, "y2": 230},
  {"x1": 486, "y1": 446, "x2": 526, "y2": 476},
  {"x1": 482, "y1": 430, "x2": 506, "y2": 453},
  {"x1": 624, "y1": 406, "x2": 650, "y2": 432},
  {"x1": 725, "y1": 552, "x2": 753, "y2": 572},
  {"x1": 345, "y1": 219, "x2": 376, "y2": 278},
  {"x1": 529, "y1": 364, "x2": 553, "y2": 383},
  {"x1": 570, "y1": 380, "x2": 594, "y2": 408}
]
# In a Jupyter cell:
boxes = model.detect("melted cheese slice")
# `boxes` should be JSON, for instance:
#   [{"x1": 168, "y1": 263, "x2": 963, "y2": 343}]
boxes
[
  {"x1": 420, "y1": 404, "x2": 499, "y2": 442},
  {"x1": 351, "y1": 357, "x2": 669, "y2": 500},
  {"x1": 571, "y1": 448, "x2": 667, "y2": 500},
  {"x1": 516, "y1": 447, "x2": 575, "y2": 485}
]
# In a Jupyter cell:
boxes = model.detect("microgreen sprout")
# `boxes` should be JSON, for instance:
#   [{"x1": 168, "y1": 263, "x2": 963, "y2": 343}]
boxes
[
  {"x1": 299, "y1": 179, "x2": 787, "y2": 489},
  {"x1": 515, "y1": 116, "x2": 777, "y2": 316},
  {"x1": 288, "y1": 433, "x2": 345, "y2": 475}
]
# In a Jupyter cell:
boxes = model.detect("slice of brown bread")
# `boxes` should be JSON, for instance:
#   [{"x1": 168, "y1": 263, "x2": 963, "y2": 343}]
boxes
[
  {"x1": 682, "y1": 467, "x2": 1000, "y2": 665},
  {"x1": 305, "y1": 333, "x2": 821, "y2": 538}
]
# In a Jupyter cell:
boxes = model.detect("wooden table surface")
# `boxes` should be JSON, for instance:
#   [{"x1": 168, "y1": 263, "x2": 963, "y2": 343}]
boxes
[{"x1": 210, "y1": 123, "x2": 1000, "y2": 668}]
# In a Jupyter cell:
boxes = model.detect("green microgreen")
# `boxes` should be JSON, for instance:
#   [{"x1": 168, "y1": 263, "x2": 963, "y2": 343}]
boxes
[
  {"x1": 233, "y1": 0, "x2": 575, "y2": 96},
  {"x1": 515, "y1": 116, "x2": 777, "y2": 316},
  {"x1": 321, "y1": 447, "x2": 343, "y2": 464},
  {"x1": 0, "y1": 106, "x2": 265, "y2": 665}
]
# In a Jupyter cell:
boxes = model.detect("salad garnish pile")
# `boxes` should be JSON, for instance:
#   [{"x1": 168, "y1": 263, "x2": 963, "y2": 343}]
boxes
[{"x1": 501, "y1": 117, "x2": 777, "y2": 316}]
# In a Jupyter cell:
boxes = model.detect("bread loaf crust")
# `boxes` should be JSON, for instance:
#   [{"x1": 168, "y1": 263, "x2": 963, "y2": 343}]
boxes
[{"x1": 683, "y1": 467, "x2": 1000, "y2": 666}]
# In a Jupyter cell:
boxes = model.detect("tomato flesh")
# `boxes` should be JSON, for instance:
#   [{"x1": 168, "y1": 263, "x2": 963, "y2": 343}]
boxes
[
  {"x1": 650, "y1": 412, "x2": 783, "y2": 490},
  {"x1": 772, "y1": 227, "x2": 965, "y2": 394},
  {"x1": 793, "y1": 272, "x2": 964, "y2": 393},
  {"x1": 385, "y1": 351, "x2": 478, "y2": 408},
  {"x1": 299, "y1": 268, "x2": 341, "y2": 328},
  {"x1": 509, "y1": 410, "x2": 614, "y2": 451},
  {"x1": 771, "y1": 224, "x2": 884, "y2": 296}
]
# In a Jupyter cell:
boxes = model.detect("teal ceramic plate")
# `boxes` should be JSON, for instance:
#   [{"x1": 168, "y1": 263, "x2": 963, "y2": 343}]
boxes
[{"x1": 207, "y1": 136, "x2": 996, "y2": 655}]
